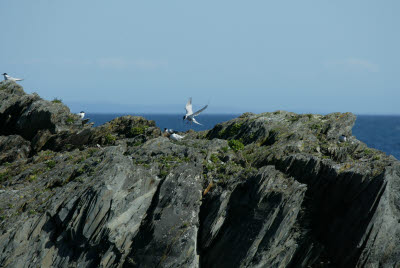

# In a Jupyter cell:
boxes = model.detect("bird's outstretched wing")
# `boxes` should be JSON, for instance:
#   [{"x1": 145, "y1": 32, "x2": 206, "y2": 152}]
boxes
[
  {"x1": 185, "y1": 97, "x2": 193, "y2": 115},
  {"x1": 192, "y1": 105, "x2": 208, "y2": 116},
  {"x1": 14, "y1": 78, "x2": 23, "y2": 81},
  {"x1": 192, "y1": 117, "x2": 202, "y2": 125}
]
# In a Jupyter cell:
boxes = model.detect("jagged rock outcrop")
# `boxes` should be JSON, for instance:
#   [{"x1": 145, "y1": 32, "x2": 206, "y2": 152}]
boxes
[{"x1": 0, "y1": 80, "x2": 400, "y2": 267}]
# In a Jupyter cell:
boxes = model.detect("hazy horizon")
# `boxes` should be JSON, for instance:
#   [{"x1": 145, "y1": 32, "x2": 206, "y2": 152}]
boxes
[
  {"x1": 66, "y1": 100, "x2": 400, "y2": 116},
  {"x1": 65, "y1": 100, "x2": 400, "y2": 116}
]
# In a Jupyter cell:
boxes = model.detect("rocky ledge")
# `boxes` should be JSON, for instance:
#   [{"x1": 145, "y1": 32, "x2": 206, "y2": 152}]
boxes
[{"x1": 0, "y1": 80, "x2": 399, "y2": 268}]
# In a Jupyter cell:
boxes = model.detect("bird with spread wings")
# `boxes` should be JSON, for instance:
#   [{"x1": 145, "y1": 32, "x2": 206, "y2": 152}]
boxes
[{"x1": 183, "y1": 97, "x2": 208, "y2": 125}]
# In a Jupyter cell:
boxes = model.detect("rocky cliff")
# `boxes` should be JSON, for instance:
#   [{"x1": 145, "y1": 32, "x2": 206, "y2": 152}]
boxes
[{"x1": 0, "y1": 80, "x2": 399, "y2": 268}]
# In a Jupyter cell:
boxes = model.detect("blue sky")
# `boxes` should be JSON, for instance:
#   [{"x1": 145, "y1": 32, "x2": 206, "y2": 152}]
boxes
[{"x1": 1, "y1": 0, "x2": 399, "y2": 114}]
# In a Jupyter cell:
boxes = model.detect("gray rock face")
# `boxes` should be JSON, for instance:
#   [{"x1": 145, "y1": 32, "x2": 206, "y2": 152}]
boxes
[{"x1": 1, "y1": 81, "x2": 400, "y2": 267}]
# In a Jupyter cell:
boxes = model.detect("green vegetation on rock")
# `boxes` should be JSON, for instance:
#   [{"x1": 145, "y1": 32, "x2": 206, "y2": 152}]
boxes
[
  {"x1": 0, "y1": 170, "x2": 11, "y2": 183},
  {"x1": 66, "y1": 116, "x2": 75, "y2": 125},
  {"x1": 105, "y1": 133, "x2": 117, "y2": 144},
  {"x1": 51, "y1": 98, "x2": 62, "y2": 103},
  {"x1": 130, "y1": 125, "x2": 149, "y2": 136},
  {"x1": 210, "y1": 154, "x2": 219, "y2": 163},
  {"x1": 228, "y1": 123, "x2": 242, "y2": 136},
  {"x1": 228, "y1": 139, "x2": 244, "y2": 152},
  {"x1": 45, "y1": 160, "x2": 56, "y2": 169}
]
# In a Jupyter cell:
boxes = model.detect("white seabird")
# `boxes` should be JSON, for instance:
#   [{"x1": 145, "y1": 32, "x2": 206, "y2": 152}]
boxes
[
  {"x1": 2, "y1": 73, "x2": 23, "y2": 81},
  {"x1": 77, "y1": 111, "x2": 85, "y2": 119},
  {"x1": 164, "y1": 128, "x2": 176, "y2": 134},
  {"x1": 183, "y1": 97, "x2": 208, "y2": 125},
  {"x1": 339, "y1": 135, "x2": 347, "y2": 142},
  {"x1": 170, "y1": 133, "x2": 184, "y2": 141}
]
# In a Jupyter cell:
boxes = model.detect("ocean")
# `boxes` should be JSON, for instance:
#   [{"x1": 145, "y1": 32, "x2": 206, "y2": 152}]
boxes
[{"x1": 88, "y1": 113, "x2": 400, "y2": 160}]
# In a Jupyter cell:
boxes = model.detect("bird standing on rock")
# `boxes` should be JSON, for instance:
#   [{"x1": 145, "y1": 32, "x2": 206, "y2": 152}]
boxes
[
  {"x1": 163, "y1": 128, "x2": 176, "y2": 137},
  {"x1": 77, "y1": 111, "x2": 85, "y2": 119},
  {"x1": 170, "y1": 133, "x2": 184, "y2": 141},
  {"x1": 2, "y1": 73, "x2": 23, "y2": 81},
  {"x1": 164, "y1": 128, "x2": 176, "y2": 135}
]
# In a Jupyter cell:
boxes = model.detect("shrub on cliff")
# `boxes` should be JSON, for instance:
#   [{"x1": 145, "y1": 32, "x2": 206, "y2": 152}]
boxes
[{"x1": 228, "y1": 139, "x2": 244, "y2": 152}]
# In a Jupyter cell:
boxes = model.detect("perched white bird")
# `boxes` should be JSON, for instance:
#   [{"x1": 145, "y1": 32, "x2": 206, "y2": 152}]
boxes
[
  {"x1": 183, "y1": 97, "x2": 208, "y2": 125},
  {"x1": 2, "y1": 73, "x2": 23, "y2": 81},
  {"x1": 170, "y1": 133, "x2": 184, "y2": 141},
  {"x1": 339, "y1": 135, "x2": 347, "y2": 142},
  {"x1": 77, "y1": 111, "x2": 85, "y2": 119},
  {"x1": 164, "y1": 128, "x2": 176, "y2": 134}
]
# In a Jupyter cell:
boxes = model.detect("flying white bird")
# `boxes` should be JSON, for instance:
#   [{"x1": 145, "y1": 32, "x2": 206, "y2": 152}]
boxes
[
  {"x1": 170, "y1": 133, "x2": 184, "y2": 141},
  {"x1": 2, "y1": 73, "x2": 23, "y2": 81},
  {"x1": 183, "y1": 97, "x2": 208, "y2": 125},
  {"x1": 77, "y1": 111, "x2": 85, "y2": 119}
]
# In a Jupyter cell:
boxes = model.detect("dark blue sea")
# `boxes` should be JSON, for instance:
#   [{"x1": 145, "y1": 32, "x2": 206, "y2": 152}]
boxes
[{"x1": 87, "y1": 113, "x2": 400, "y2": 160}]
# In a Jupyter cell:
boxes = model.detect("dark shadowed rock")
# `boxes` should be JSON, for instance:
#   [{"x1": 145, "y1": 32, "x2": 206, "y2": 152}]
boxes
[
  {"x1": 0, "y1": 135, "x2": 31, "y2": 164},
  {"x1": 1, "y1": 81, "x2": 400, "y2": 267},
  {"x1": 199, "y1": 166, "x2": 307, "y2": 267},
  {"x1": 0, "y1": 81, "x2": 80, "y2": 140}
]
